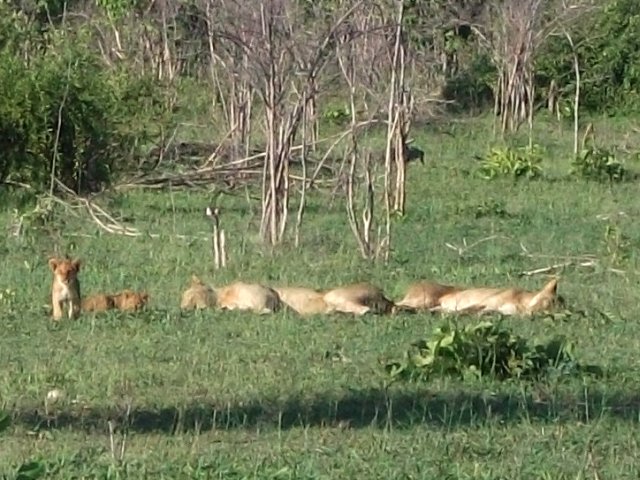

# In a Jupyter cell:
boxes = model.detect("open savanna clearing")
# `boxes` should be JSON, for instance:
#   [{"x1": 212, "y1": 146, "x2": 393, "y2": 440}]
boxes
[{"x1": 2, "y1": 116, "x2": 640, "y2": 479}]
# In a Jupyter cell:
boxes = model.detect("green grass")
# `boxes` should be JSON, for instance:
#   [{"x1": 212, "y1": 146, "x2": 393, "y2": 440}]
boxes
[{"x1": 2, "y1": 114, "x2": 640, "y2": 478}]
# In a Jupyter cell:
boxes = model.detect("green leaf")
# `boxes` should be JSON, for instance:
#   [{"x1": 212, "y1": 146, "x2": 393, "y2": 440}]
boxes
[
  {"x1": 439, "y1": 331, "x2": 456, "y2": 348},
  {"x1": 0, "y1": 411, "x2": 10, "y2": 434},
  {"x1": 410, "y1": 353, "x2": 435, "y2": 368},
  {"x1": 16, "y1": 461, "x2": 46, "y2": 480},
  {"x1": 385, "y1": 362, "x2": 405, "y2": 377}
]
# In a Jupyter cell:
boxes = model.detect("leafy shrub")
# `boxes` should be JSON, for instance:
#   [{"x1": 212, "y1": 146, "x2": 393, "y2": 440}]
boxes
[
  {"x1": 536, "y1": 0, "x2": 640, "y2": 114},
  {"x1": 0, "y1": 8, "x2": 172, "y2": 194},
  {"x1": 602, "y1": 223, "x2": 631, "y2": 265},
  {"x1": 386, "y1": 321, "x2": 602, "y2": 382},
  {"x1": 477, "y1": 145, "x2": 544, "y2": 180},
  {"x1": 570, "y1": 146, "x2": 626, "y2": 182},
  {"x1": 322, "y1": 105, "x2": 351, "y2": 126},
  {"x1": 443, "y1": 53, "x2": 496, "y2": 113}
]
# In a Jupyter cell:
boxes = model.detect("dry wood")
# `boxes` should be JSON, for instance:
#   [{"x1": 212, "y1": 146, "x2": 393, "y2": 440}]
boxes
[{"x1": 206, "y1": 206, "x2": 227, "y2": 269}]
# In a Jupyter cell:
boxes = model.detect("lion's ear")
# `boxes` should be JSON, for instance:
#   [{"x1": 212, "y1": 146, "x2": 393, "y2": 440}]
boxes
[
  {"x1": 542, "y1": 277, "x2": 558, "y2": 294},
  {"x1": 71, "y1": 259, "x2": 81, "y2": 272},
  {"x1": 48, "y1": 258, "x2": 59, "y2": 271}
]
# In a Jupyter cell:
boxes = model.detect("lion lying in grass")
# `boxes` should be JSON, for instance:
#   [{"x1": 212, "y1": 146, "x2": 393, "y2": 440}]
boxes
[
  {"x1": 397, "y1": 277, "x2": 562, "y2": 316},
  {"x1": 180, "y1": 276, "x2": 281, "y2": 314},
  {"x1": 322, "y1": 282, "x2": 396, "y2": 316},
  {"x1": 82, "y1": 290, "x2": 149, "y2": 313},
  {"x1": 273, "y1": 286, "x2": 330, "y2": 315},
  {"x1": 180, "y1": 275, "x2": 217, "y2": 310}
]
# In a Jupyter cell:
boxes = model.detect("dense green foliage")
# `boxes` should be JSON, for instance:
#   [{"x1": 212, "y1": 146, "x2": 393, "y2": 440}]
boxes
[
  {"x1": 0, "y1": 0, "x2": 638, "y2": 194},
  {"x1": 477, "y1": 145, "x2": 544, "y2": 180},
  {"x1": 387, "y1": 321, "x2": 603, "y2": 382},
  {"x1": 536, "y1": 0, "x2": 640, "y2": 114},
  {"x1": 0, "y1": 6, "x2": 170, "y2": 193}
]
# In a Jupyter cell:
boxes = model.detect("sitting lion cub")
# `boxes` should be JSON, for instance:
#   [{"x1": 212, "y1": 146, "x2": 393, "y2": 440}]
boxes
[
  {"x1": 322, "y1": 282, "x2": 395, "y2": 316},
  {"x1": 48, "y1": 256, "x2": 82, "y2": 321},
  {"x1": 273, "y1": 286, "x2": 331, "y2": 315}
]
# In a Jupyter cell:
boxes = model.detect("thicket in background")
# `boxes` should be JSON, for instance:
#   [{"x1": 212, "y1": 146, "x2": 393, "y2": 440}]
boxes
[{"x1": 1, "y1": 0, "x2": 638, "y2": 249}]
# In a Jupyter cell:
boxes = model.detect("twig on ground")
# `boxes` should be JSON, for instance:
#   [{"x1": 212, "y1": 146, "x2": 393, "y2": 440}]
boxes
[
  {"x1": 519, "y1": 259, "x2": 597, "y2": 276},
  {"x1": 445, "y1": 235, "x2": 511, "y2": 256},
  {"x1": 54, "y1": 179, "x2": 141, "y2": 237}
]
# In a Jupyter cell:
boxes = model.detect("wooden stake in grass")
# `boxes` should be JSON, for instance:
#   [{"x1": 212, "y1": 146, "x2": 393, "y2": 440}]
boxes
[{"x1": 206, "y1": 206, "x2": 227, "y2": 269}]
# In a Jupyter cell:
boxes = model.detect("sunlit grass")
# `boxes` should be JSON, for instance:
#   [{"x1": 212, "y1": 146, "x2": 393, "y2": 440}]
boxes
[{"x1": 1, "y1": 114, "x2": 640, "y2": 478}]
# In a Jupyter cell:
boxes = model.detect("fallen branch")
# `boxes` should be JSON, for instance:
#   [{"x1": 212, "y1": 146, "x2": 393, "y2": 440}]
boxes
[
  {"x1": 54, "y1": 179, "x2": 142, "y2": 237},
  {"x1": 519, "y1": 259, "x2": 597, "y2": 276},
  {"x1": 445, "y1": 235, "x2": 512, "y2": 256}
]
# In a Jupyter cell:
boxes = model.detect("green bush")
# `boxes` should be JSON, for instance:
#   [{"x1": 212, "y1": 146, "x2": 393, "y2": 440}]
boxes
[
  {"x1": 536, "y1": 0, "x2": 640, "y2": 114},
  {"x1": 386, "y1": 321, "x2": 602, "y2": 383},
  {"x1": 477, "y1": 145, "x2": 544, "y2": 180},
  {"x1": 0, "y1": 10, "x2": 171, "y2": 194},
  {"x1": 570, "y1": 146, "x2": 626, "y2": 182}
]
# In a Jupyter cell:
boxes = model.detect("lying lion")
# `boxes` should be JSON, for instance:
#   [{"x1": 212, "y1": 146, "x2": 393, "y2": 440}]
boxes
[
  {"x1": 180, "y1": 276, "x2": 281, "y2": 314},
  {"x1": 82, "y1": 290, "x2": 149, "y2": 313},
  {"x1": 322, "y1": 282, "x2": 395, "y2": 316},
  {"x1": 397, "y1": 277, "x2": 562, "y2": 316},
  {"x1": 112, "y1": 290, "x2": 149, "y2": 312},
  {"x1": 82, "y1": 294, "x2": 115, "y2": 313},
  {"x1": 273, "y1": 286, "x2": 331, "y2": 316},
  {"x1": 180, "y1": 275, "x2": 217, "y2": 310}
]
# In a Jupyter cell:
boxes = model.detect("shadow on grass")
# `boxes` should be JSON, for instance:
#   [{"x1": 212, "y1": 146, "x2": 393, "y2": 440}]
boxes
[{"x1": 14, "y1": 386, "x2": 640, "y2": 434}]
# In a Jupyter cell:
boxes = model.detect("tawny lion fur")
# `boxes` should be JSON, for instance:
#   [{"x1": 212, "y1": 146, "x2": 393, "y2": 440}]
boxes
[
  {"x1": 48, "y1": 257, "x2": 82, "y2": 321},
  {"x1": 180, "y1": 275, "x2": 217, "y2": 310},
  {"x1": 395, "y1": 281, "x2": 458, "y2": 311},
  {"x1": 273, "y1": 286, "x2": 331, "y2": 316},
  {"x1": 82, "y1": 294, "x2": 115, "y2": 313},
  {"x1": 112, "y1": 290, "x2": 149, "y2": 312},
  {"x1": 216, "y1": 281, "x2": 282, "y2": 314},
  {"x1": 322, "y1": 282, "x2": 395, "y2": 316},
  {"x1": 399, "y1": 278, "x2": 562, "y2": 316}
]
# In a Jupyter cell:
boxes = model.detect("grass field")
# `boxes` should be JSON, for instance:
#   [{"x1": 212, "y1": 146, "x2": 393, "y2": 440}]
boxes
[{"x1": 2, "y1": 114, "x2": 640, "y2": 479}]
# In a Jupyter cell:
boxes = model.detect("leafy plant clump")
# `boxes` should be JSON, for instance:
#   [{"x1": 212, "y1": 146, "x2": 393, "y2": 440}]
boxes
[
  {"x1": 477, "y1": 145, "x2": 544, "y2": 180},
  {"x1": 570, "y1": 146, "x2": 626, "y2": 182},
  {"x1": 386, "y1": 321, "x2": 602, "y2": 382}
]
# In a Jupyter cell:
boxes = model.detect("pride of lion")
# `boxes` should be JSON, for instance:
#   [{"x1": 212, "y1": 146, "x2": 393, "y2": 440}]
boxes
[{"x1": 48, "y1": 255, "x2": 564, "y2": 321}]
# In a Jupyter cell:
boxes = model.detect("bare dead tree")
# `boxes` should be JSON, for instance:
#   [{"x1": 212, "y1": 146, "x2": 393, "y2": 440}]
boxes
[
  {"x1": 471, "y1": 0, "x2": 597, "y2": 137},
  {"x1": 345, "y1": 149, "x2": 377, "y2": 260},
  {"x1": 205, "y1": 206, "x2": 227, "y2": 269},
  {"x1": 563, "y1": 29, "x2": 581, "y2": 157},
  {"x1": 337, "y1": 17, "x2": 390, "y2": 261},
  {"x1": 294, "y1": 89, "x2": 310, "y2": 248},
  {"x1": 383, "y1": 0, "x2": 414, "y2": 217},
  {"x1": 210, "y1": 0, "x2": 365, "y2": 246},
  {"x1": 202, "y1": 0, "x2": 254, "y2": 161}
]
